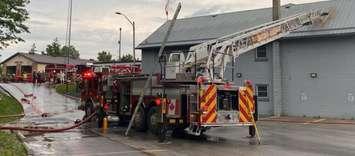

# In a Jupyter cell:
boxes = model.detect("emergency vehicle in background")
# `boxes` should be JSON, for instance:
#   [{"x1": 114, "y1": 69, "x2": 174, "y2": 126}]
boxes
[{"x1": 79, "y1": 7, "x2": 331, "y2": 138}]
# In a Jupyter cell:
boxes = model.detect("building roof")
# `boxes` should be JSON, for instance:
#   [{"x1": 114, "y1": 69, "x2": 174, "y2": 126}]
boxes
[
  {"x1": 2, "y1": 53, "x2": 91, "y2": 65},
  {"x1": 138, "y1": 0, "x2": 355, "y2": 49}
]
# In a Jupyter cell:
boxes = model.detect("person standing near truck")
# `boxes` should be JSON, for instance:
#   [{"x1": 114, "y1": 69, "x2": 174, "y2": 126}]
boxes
[{"x1": 32, "y1": 71, "x2": 37, "y2": 85}]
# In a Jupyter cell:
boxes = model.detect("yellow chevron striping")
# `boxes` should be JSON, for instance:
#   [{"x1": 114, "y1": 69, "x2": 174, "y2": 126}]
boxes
[
  {"x1": 239, "y1": 112, "x2": 248, "y2": 122},
  {"x1": 239, "y1": 98, "x2": 248, "y2": 112},
  {"x1": 206, "y1": 112, "x2": 217, "y2": 123},
  {"x1": 200, "y1": 85, "x2": 216, "y2": 108},
  {"x1": 207, "y1": 95, "x2": 217, "y2": 112},
  {"x1": 201, "y1": 86, "x2": 216, "y2": 109},
  {"x1": 246, "y1": 87, "x2": 254, "y2": 97}
]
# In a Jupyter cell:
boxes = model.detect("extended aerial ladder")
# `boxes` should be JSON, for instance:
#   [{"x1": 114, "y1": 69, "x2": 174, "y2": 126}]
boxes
[
  {"x1": 160, "y1": 8, "x2": 332, "y2": 142},
  {"x1": 167, "y1": 8, "x2": 332, "y2": 82}
]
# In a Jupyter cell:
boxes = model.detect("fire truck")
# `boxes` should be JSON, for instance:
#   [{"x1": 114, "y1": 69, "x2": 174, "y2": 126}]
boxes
[{"x1": 79, "y1": 7, "x2": 331, "y2": 139}]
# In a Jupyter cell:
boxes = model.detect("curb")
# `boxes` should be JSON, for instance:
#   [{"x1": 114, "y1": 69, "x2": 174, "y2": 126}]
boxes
[
  {"x1": 259, "y1": 118, "x2": 355, "y2": 125},
  {"x1": 46, "y1": 84, "x2": 81, "y2": 100},
  {"x1": 62, "y1": 94, "x2": 81, "y2": 101},
  {"x1": 14, "y1": 131, "x2": 33, "y2": 156},
  {"x1": 0, "y1": 114, "x2": 25, "y2": 118}
]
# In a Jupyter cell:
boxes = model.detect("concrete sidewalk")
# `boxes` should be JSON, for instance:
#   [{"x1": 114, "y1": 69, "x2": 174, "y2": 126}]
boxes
[{"x1": 260, "y1": 116, "x2": 355, "y2": 124}]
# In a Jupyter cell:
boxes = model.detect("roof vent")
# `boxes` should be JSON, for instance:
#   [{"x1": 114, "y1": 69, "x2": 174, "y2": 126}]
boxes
[{"x1": 284, "y1": 3, "x2": 295, "y2": 9}]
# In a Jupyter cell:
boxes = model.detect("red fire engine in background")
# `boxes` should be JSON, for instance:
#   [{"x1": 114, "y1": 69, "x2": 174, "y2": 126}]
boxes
[{"x1": 79, "y1": 64, "x2": 258, "y2": 138}]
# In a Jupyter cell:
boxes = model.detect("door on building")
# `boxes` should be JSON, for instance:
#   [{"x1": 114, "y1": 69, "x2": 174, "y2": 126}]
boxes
[{"x1": 6, "y1": 66, "x2": 16, "y2": 76}]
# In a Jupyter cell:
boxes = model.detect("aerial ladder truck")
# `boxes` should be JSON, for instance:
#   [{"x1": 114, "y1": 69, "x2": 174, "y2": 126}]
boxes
[
  {"x1": 80, "y1": 7, "x2": 331, "y2": 141},
  {"x1": 163, "y1": 7, "x2": 331, "y2": 134}
]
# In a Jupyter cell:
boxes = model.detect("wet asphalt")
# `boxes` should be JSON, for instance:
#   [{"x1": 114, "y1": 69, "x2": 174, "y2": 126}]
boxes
[{"x1": 1, "y1": 83, "x2": 355, "y2": 156}]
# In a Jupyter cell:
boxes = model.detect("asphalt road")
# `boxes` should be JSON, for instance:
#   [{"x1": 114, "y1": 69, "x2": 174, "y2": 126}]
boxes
[
  {"x1": 0, "y1": 83, "x2": 151, "y2": 156},
  {"x1": 2, "y1": 83, "x2": 355, "y2": 156},
  {"x1": 92, "y1": 121, "x2": 355, "y2": 156}
]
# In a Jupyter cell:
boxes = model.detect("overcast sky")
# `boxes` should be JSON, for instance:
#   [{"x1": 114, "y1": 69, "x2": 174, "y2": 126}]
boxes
[{"x1": 0, "y1": 0, "x2": 326, "y2": 61}]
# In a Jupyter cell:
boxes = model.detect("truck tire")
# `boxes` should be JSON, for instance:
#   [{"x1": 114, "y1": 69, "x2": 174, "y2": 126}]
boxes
[
  {"x1": 133, "y1": 105, "x2": 147, "y2": 131},
  {"x1": 172, "y1": 128, "x2": 186, "y2": 138},
  {"x1": 147, "y1": 106, "x2": 161, "y2": 135}
]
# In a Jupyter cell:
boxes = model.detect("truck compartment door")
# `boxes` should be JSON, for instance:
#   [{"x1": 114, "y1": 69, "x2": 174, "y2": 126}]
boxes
[{"x1": 216, "y1": 90, "x2": 238, "y2": 124}]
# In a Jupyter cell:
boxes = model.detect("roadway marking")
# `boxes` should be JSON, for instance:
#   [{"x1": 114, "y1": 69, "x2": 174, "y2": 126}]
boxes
[
  {"x1": 312, "y1": 119, "x2": 326, "y2": 123},
  {"x1": 303, "y1": 118, "x2": 326, "y2": 125},
  {"x1": 75, "y1": 149, "x2": 167, "y2": 156}
]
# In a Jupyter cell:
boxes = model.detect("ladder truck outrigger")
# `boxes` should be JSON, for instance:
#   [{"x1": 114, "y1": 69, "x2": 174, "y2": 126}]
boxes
[{"x1": 79, "y1": 6, "x2": 331, "y2": 141}]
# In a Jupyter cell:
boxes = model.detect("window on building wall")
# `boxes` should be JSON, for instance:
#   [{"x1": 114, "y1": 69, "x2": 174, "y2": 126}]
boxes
[
  {"x1": 256, "y1": 84, "x2": 269, "y2": 101},
  {"x1": 255, "y1": 45, "x2": 268, "y2": 61}
]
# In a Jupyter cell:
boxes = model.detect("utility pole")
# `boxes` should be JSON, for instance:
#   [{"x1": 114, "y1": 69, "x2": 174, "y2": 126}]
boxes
[
  {"x1": 272, "y1": 0, "x2": 282, "y2": 117},
  {"x1": 132, "y1": 22, "x2": 136, "y2": 69},
  {"x1": 273, "y1": 0, "x2": 281, "y2": 21},
  {"x1": 65, "y1": 0, "x2": 73, "y2": 93},
  {"x1": 119, "y1": 27, "x2": 122, "y2": 61}
]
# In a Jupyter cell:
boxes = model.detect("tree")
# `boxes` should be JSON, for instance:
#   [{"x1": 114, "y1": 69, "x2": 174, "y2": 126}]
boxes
[
  {"x1": 61, "y1": 45, "x2": 80, "y2": 59},
  {"x1": 97, "y1": 51, "x2": 112, "y2": 62},
  {"x1": 119, "y1": 54, "x2": 134, "y2": 63},
  {"x1": 0, "y1": 0, "x2": 30, "y2": 49},
  {"x1": 29, "y1": 43, "x2": 36, "y2": 54},
  {"x1": 45, "y1": 38, "x2": 62, "y2": 57},
  {"x1": 44, "y1": 38, "x2": 80, "y2": 59}
]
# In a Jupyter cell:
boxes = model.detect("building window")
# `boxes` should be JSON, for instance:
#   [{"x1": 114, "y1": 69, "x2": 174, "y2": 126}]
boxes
[
  {"x1": 255, "y1": 45, "x2": 268, "y2": 61},
  {"x1": 256, "y1": 84, "x2": 269, "y2": 101}
]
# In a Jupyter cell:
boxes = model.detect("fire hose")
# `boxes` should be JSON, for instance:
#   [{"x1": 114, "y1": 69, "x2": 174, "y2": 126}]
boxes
[{"x1": 0, "y1": 111, "x2": 97, "y2": 133}]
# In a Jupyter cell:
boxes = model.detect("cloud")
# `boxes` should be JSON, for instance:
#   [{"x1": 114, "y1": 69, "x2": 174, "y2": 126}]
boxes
[
  {"x1": 1, "y1": 0, "x2": 327, "y2": 61},
  {"x1": 30, "y1": 20, "x2": 52, "y2": 27}
]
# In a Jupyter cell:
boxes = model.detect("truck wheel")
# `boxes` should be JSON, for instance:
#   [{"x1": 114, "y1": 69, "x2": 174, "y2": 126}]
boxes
[
  {"x1": 172, "y1": 128, "x2": 186, "y2": 138},
  {"x1": 133, "y1": 105, "x2": 147, "y2": 131},
  {"x1": 249, "y1": 126, "x2": 255, "y2": 138},
  {"x1": 147, "y1": 106, "x2": 161, "y2": 135}
]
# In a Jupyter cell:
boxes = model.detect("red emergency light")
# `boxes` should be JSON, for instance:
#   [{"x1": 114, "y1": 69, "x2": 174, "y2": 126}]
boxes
[
  {"x1": 83, "y1": 70, "x2": 94, "y2": 79},
  {"x1": 155, "y1": 98, "x2": 161, "y2": 106}
]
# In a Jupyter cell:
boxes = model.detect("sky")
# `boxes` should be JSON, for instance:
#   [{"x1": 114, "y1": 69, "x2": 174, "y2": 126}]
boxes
[{"x1": 0, "y1": 0, "x2": 326, "y2": 61}]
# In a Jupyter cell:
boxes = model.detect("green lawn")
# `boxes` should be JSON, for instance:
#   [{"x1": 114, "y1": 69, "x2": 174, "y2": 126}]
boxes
[
  {"x1": 55, "y1": 83, "x2": 80, "y2": 97},
  {"x1": 0, "y1": 91, "x2": 27, "y2": 156},
  {"x1": 0, "y1": 132, "x2": 27, "y2": 156},
  {"x1": 0, "y1": 92, "x2": 23, "y2": 123}
]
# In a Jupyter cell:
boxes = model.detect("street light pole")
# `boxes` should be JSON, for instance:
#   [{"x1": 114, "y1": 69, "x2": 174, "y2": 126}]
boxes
[{"x1": 115, "y1": 12, "x2": 135, "y2": 69}]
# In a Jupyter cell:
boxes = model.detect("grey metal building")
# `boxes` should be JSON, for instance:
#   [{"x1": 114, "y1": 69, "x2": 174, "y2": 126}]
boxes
[{"x1": 137, "y1": 0, "x2": 355, "y2": 118}]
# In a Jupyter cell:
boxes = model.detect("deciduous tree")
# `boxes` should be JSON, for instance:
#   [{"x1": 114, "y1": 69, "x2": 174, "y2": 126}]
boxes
[
  {"x1": 97, "y1": 51, "x2": 112, "y2": 62},
  {"x1": 44, "y1": 38, "x2": 80, "y2": 59},
  {"x1": 61, "y1": 45, "x2": 80, "y2": 59},
  {"x1": 45, "y1": 38, "x2": 62, "y2": 57},
  {"x1": 119, "y1": 54, "x2": 134, "y2": 63},
  {"x1": 0, "y1": 0, "x2": 30, "y2": 49}
]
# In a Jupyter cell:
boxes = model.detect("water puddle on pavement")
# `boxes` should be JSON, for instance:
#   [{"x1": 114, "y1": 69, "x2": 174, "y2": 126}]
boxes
[{"x1": 0, "y1": 83, "x2": 94, "y2": 155}]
